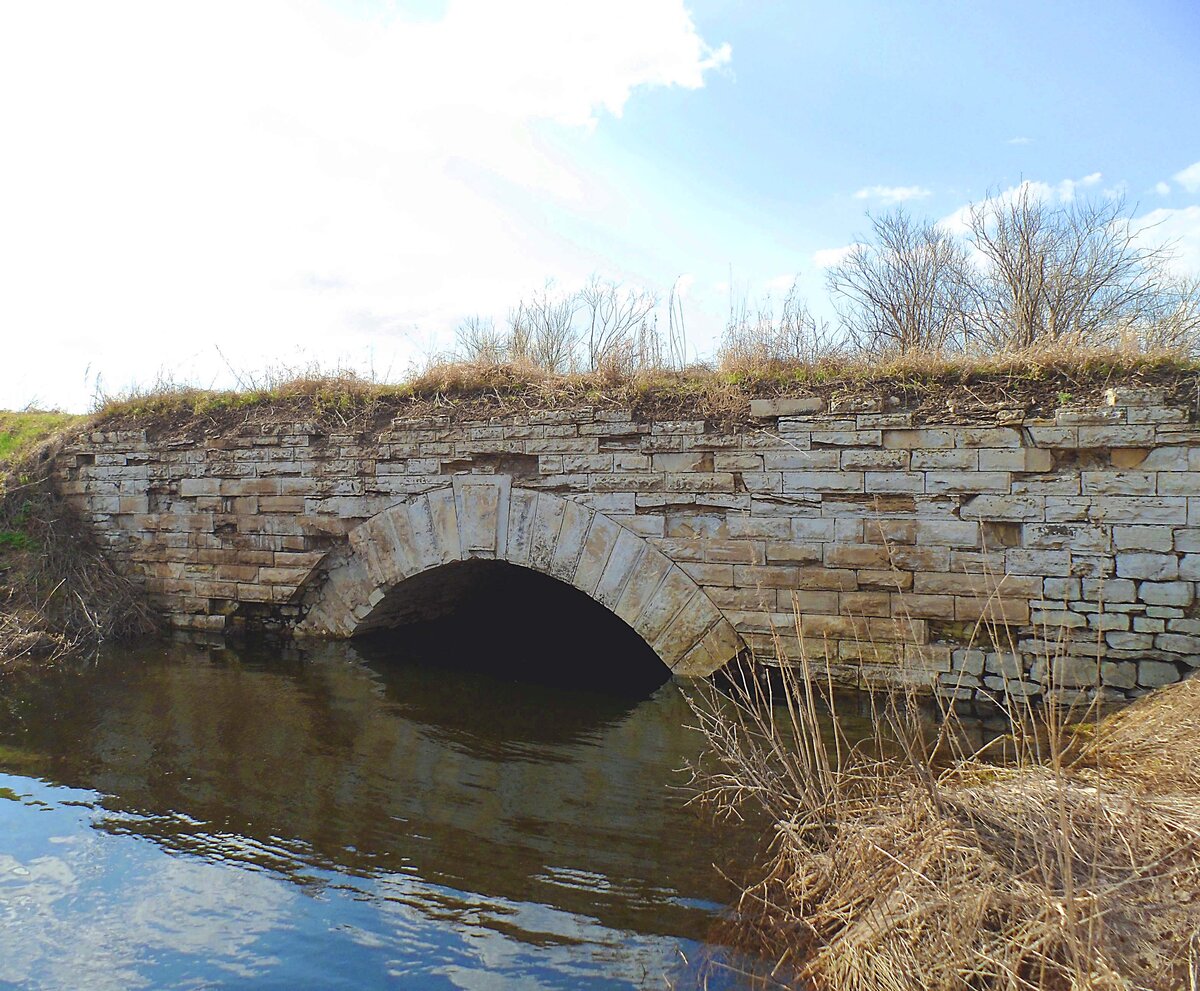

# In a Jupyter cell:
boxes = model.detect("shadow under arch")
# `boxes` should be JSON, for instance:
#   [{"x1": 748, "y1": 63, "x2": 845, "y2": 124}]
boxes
[{"x1": 296, "y1": 478, "x2": 742, "y2": 679}]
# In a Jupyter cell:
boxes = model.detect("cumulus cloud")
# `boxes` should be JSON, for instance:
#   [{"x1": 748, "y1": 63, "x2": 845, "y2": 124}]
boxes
[
  {"x1": 938, "y1": 172, "x2": 1107, "y2": 234},
  {"x1": 1175, "y1": 161, "x2": 1200, "y2": 194},
  {"x1": 1135, "y1": 205, "x2": 1200, "y2": 275},
  {"x1": 1155, "y1": 181, "x2": 1172, "y2": 196},
  {"x1": 0, "y1": 0, "x2": 730, "y2": 410},
  {"x1": 852, "y1": 185, "x2": 932, "y2": 204},
  {"x1": 812, "y1": 245, "x2": 857, "y2": 269}
]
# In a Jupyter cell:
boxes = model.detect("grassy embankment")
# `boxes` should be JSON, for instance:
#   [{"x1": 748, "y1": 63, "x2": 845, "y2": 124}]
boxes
[
  {"x1": 90, "y1": 347, "x2": 1200, "y2": 431},
  {"x1": 0, "y1": 410, "x2": 157, "y2": 673}
]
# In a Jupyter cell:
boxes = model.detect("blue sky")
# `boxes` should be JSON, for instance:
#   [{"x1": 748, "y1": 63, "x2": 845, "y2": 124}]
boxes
[{"x1": 1, "y1": 0, "x2": 1198, "y2": 410}]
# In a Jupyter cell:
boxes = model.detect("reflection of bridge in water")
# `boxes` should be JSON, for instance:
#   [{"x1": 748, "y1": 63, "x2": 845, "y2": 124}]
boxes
[{"x1": 6, "y1": 640, "x2": 757, "y2": 948}]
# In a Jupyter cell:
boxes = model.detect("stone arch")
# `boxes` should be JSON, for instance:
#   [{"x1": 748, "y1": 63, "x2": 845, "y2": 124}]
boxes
[{"x1": 295, "y1": 477, "x2": 742, "y2": 677}]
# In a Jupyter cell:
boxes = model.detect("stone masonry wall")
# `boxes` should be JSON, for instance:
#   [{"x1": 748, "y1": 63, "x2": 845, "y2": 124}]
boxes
[{"x1": 54, "y1": 384, "x2": 1200, "y2": 701}]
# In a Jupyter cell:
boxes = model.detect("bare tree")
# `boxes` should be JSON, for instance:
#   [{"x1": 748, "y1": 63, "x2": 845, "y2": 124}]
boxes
[
  {"x1": 826, "y1": 209, "x2": 971, "y2": 355},
  {"x1": 455, "y1": 315, "x2": 508, "y2": 364},
  {"x1": 507, "y1": 284, "x2": 579, "y2": 372},
  {"x1": 1114, "y1": 274, "x2": 1200, "y2": 354},
  {"x1": 961, "y1": 187, "x2": 1185, "y2": 349},
  {"x1": 578, "y1": 277, "x2": 657, "y2": 371}
]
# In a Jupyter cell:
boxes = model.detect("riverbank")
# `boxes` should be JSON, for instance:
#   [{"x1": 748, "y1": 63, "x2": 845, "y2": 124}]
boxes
[
  {"x1": 689, "y1": 658, "x2": 1200, "y2": 990},
  {"x1": 0, "y1": 411, "x2": 156, "y2": 673}
]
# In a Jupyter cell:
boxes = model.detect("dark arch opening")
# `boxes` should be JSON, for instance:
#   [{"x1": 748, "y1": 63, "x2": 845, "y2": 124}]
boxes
[{"x1": 354, "y1": 559, "x2": 672, "y2": 697}]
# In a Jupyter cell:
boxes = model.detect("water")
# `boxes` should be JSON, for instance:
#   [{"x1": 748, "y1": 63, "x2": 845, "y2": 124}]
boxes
[{"x1": 0, "y1": 638, "x2": 767, "y2": 990}]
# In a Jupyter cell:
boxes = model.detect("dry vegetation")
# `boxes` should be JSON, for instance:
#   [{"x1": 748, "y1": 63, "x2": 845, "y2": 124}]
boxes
[
  {"x1": 89, "y1": 346, "x2": 1200, "y2": 439},
  {"x1": 0, "y1": 412, "x2": 157, "y2": 674},
  {"x1": 686, "y1": 645, "x2": 1200, "y2": 991}
]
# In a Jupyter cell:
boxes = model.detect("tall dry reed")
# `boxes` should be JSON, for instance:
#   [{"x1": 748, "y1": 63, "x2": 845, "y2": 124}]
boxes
[{"x1": 685, "y1": 627, "x2": 1200, "y2": 991}]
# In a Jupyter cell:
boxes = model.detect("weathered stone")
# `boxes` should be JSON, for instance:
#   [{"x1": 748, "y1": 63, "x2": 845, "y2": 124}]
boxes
[{"x1": 1116, "y1": 552, "x2": 1179, "y2": 581}]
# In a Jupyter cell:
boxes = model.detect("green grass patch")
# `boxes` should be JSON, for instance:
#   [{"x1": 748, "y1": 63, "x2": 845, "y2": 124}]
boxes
[{"x1": 0, "y1": 410, "x2": 84, "y2": 468}]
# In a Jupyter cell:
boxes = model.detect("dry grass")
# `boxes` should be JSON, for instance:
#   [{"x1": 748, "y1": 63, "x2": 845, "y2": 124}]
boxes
[
  {"x1": 686, "y1": 646, "x2": 1200, "y2": 991},
  {"x1": 88, "y1": 345, "x2": 1200, "y2": 437},
  {"x1": 0, "y1": 417, "x2": 157, "y2": 674}
]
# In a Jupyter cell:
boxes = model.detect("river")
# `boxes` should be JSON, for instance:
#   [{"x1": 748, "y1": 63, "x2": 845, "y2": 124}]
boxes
[{"x1": 0, "y1": 635, "x2": 770, "y2": 990}]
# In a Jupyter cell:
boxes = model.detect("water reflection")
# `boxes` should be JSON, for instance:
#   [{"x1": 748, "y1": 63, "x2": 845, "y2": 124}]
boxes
[{"x1": 0, "y1": 639, "x2": 762, "y2": 990}]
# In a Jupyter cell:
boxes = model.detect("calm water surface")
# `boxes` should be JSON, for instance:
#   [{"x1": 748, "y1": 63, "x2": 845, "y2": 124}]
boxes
[{"x1": 0, "y1": 638, "x2": 770, "y2": 990}]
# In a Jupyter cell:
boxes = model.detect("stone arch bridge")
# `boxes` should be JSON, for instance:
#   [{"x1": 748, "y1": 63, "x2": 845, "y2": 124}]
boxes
[{"x1": 55, "y1": 387, "x2": 1200, "y2": 699}]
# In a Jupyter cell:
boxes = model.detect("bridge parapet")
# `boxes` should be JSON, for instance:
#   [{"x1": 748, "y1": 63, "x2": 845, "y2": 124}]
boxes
[{"x1": 54, "y1": 386, "x2": 1200, "y2": 700}]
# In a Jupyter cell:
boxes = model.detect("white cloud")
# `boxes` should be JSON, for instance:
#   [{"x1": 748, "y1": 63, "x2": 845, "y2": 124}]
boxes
[
  {"x1": 1006, "y1": 136, "x2": 1032, "y2": 145},
  {"x1": 1175, "y1": 161, "x2": 1200, "y2": 194},
  {"x1": 1136, "y1": 205, "x2": 1200, "y2": 276},
  {"x1": 812, "y1": 245, "x2": 857, "y2": 269},
  {"x1": 939, "y1": 172, "x2": 1107, "y2": 234},
  {"x1": 852, "y1": 185, "x2": 931, "y2": 204},
  {"x1": 0, "y1": 0, "x2": 729, "y2": 410},
  {"x1": 1155, "y1": 181, "x2": 1172, "y2": 196}
]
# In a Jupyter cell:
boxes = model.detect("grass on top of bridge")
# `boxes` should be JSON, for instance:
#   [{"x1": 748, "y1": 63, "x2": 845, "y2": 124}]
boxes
[{"x1": 89, "y1": 345, "x2": 1199, "y2": 431}]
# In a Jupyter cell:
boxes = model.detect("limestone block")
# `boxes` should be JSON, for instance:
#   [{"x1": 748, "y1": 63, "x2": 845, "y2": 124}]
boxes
[
  {"x1": 891, "y1": 593, "x2": 956, "y2": 620},
  {"x1": 1088, "y1": 497, "x2": 1187, "y2": 524},
  {"x1": 866, "y1": 472, "x2": 924, "y2": 493},
  {"x1": 613, "y1": 547, "x2": 673, "y2": 629},
  {"x1": 748, "y1": 397, "x2": 826, "y2": 417},
  {"x1": 811, "y1": 429, "x2": 881, "y2": 447},
  {"x1": 782, "y1": 470, "x2": 864, "y2": 493},
  {"x1": 1156, "y1": 633, "x2": 1200, "y2": 656},
  {"x1": 403, "y1": 496, "x2": 444, "y2": 572},
  {"x1": 764, "y1": 542, "x2": 822, "y2": 564},
  {"x1": 672, "y1": 619, "x2": 742, "y2": 678},
  {"x1": 841, "y1": 449, "x2": 910, "y2": 470},
  {"x1": 1077, "y1": 425, "x2": 1155, "y2": 447},
  {"x1": 1116, "y1": 552, "x2": 1179, "y2": 581},
  {"x1": 979, "y1": 448, "x2": 1054, "y2": 472},
  {"x1": 179, "y1": 477, "x2": 221, "y2": 497},
  {"x1": 883, "y1": 428, "x2": 954, "y2": 449},
  {"x1": 1082, "y1": 471, "x2": 1157, "y2": 496},
  {"x1": 547, "y1": 500, "x2": 593, "y2": 581},
  {"x1": 764, "y1": 451, "x2": 840, "y2": 470},
  {"x1": 955, "y1": 427, "x2": 1023, "y2": 448},
  {"x1": 593, "y1": 528, "x2": 645, "y2": 609},
  {"x1": 1157, "y1": 472, "x2": 1200, "y2": 496},
  {"x1": 1027, "y1": 426, "x2": 1077, "y2": 447},
  {"x1": 665, "y1": 472, "x2": 735, "y2": 493},
  {"x1": 1086, "y1": 613, "x2": 1129, "y2": 632},
  {"x1": 632, "y1": 566, "x2": 698, "y2": 644},
  {"x1": 571, "y1": 514, "x2": 622, "y2": 596},
  {"x1": 426, "y1": 488, "x2": 461, "y2": 565},
  {"x1": 1110, "y1": 525, "x2": 1172, "y2": 552},
  {"x1": 653, "y1": 591, "x2": 722, "y2": 668},
  {"x1": 1138, "y1": 581, "x2": 1194, "y2": 607},
  {"x1": 960, "y1": 495, "x2": 1045, "y2": 522},
  {"x1": 528, "y1": 494, "x2": 567, "y2": 572},
  {"x1": 1139, "y1": 660, "x2": 1180, "y2": 687},
  {"x1": 956, "y1": 597, "x2": 1031, "y2": 624},
  {"x1": 734, "y1": 565, "x2": 858, "y2": 591},
  {"x1": 865, "y1": 518, "x2": 980, "y2": 548},
  {"x1": 454, "y1": 481, "x2": 502, "y2": 556},
  {"x1": 1052, "y1": 656, "x2": 1102, "y2": 688},
  {"x1": 1105, "y1": 386, "x2": 1167, "y2": 407}
]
